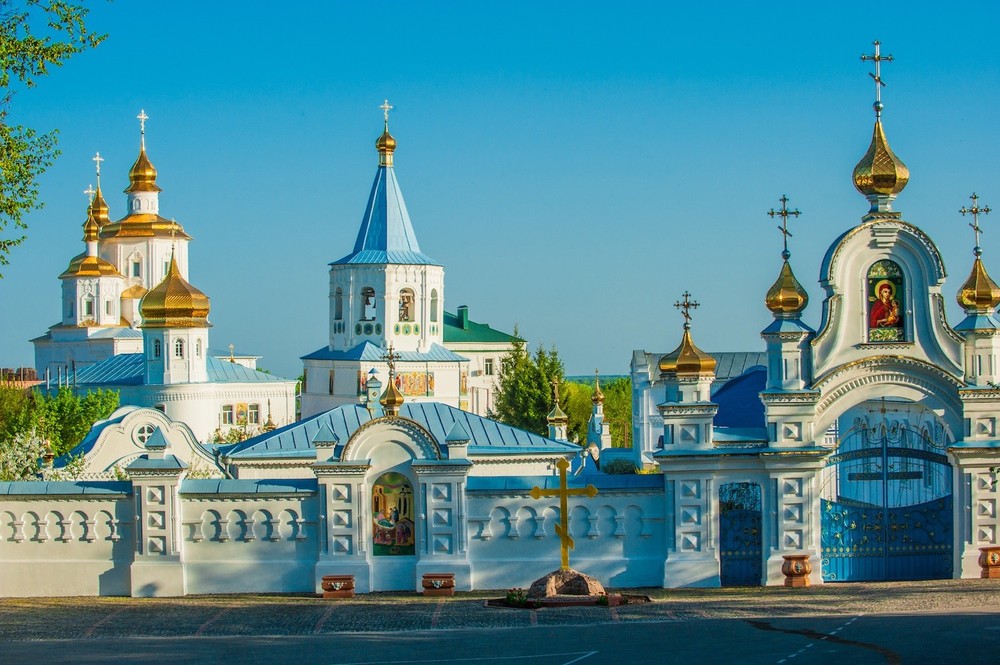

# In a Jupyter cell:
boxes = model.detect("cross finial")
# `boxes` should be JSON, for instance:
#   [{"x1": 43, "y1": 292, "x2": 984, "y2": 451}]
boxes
[
  {"x1": 137, "y1": 109, "x2": 149, "y2": 148},
  {"x1": 92, "y1": 152, "x2": 104, "y2": 185},
  {"x1": 228, "y1": 343, "x2": 234, "y2": 361},
  {"x1": 861, "y1": 40, "x2": 894, "y2": 119},
  {"x1": 379, "y1": 99, "x2": 393, "y2": 125},
  {"x1": 83, "y1": 184, "x2": 96, "y2": 200},
  {"x1": 551, "y1": 376, "x2": 561, "y2": 403},
  {"x1": 675, "y1": 291, "x2": 700, "y2": 329},
  {"x1": 960, "y1": 192, "x2": 991, "y2": 258},
  {"x1": 383, "y1": 344, "x2": 400, "y2": 376},
  {"x1": 767, "y1": 194, "x2": 801, "y2": 260}
]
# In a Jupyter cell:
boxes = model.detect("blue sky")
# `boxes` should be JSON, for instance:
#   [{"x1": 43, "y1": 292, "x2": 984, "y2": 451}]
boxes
[{"x1": 4, "y1": 1, "x2": 1000, "y2": 379}]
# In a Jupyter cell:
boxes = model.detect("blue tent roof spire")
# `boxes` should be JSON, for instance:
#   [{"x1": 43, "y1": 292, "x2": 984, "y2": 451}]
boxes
[{"x1": 331, "y1": 102, "x2": 439, "y2": 266}]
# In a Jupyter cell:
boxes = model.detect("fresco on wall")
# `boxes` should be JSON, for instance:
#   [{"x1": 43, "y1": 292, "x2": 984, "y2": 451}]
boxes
[
  {"x1": 372, "y1": 472, "x2": 415, "y2": 555},
  {"x1": 868, "y1": 260, "x2": 905, "y2": 343},
  {"x1": 395, "y1": 371, "x2": 434, "y2": 397}
]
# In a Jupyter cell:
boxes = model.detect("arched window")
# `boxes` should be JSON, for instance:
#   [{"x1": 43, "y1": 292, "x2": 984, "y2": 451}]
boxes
[
  {"x1": 153, "y1": 339, "x2": 162, "y2": 358},
  {"x1": 398, "y1": 288, "x2": 415, "y2": 322},
  {"x1": 334, "y1": 287, "x2": 344, "y2": 320},
  {"x1": 867, "y1": 259, "x2": 905, "y2": 343},
  {"x1": 361, "y1": 287, "x2": 376, "y2": 321},
  {"x1": 174, "y1": 339, "x2": 185, "y2": 358},
  {"x1": 430, "y1": 289, "x2": 439, "y2": 323},
  {"x1": 372, "y1": 472, "x2": 415, "y2": 556}
]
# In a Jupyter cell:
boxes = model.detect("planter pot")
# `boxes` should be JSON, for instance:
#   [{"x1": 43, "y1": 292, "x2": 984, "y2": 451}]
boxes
[
  {"x1": 422, "y1": 573, "x2": 455, "y2": 597},
  {"x1": 979, "y1": 547, "x2": 1000, "y2": 579},
  {"x1": 321, "y1": 574, "x2": 355, "y2": 599},
  {"x1": 781, "y1": 554, "x2": 812, "y2": 588}
]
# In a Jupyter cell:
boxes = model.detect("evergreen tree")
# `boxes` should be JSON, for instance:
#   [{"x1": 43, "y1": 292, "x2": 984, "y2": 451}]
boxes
[
  {"x1": 602, "y1": 377, "x2": 633, "y2": 448},
  {"x1": 491, "y1": 328, "x2": 567, "y2": 436}
]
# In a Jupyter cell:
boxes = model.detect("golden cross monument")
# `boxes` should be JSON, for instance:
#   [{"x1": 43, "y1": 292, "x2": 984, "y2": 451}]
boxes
[
  {"x1": 960, "y1": 192, "x2": 991, "y2": 257},
  {"x1": 861, "y1": 40, "x2": 893, "y2": 119},
  {"x1": 767, "y1": 194, "x2": 801, "y2": 260},
  {"x1": 530, "y1": 458, "x2": 597, "y2": 571}
]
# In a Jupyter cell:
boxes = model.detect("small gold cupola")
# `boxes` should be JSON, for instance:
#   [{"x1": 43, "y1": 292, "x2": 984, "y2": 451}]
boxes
[
  {"x1": 379, "y1": 345, "x2": 405, "y2": 416},
  {"x1": 90, "y1": 152, "x2": 111, "y2": 225},
  {"x1": 957, "y1": 193, "x2": 1000, "y2": 312},
  {"x1": 853, "y1": 41, "x2": 908, "y2": 213},
  {"x1": 376, "y1": 99, "x2": 397, "y2": 167},
  {"x1": 125, "y1": 109, "x2": 162, "y2": 194},
  {"x1": 764, "y1": 195, "x2": 808, "y2": 315},
  {"x1": 60, "y1": 192, "x2": 121, "y2": 280},
  {"x1": 591, "y1": 370, "x2": 605, "y2": 405},
  {"x1": 139, "y1": 252, "x2": 211, "y2": 328},
  {"x1": 547, "y1": 378, "x2": 569, "y2": 423},
  {"x1": 658, "y1": 292, "x2": 716, "y2": 377}
]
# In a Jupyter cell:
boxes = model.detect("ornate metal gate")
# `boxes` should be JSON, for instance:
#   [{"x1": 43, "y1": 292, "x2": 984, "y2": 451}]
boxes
[
  {"x1": 820, "y1": 413, "x2": 952, "y2": 582},
  {"x1": 719, "y1": 482, "x2": 763, "y2": 586}
]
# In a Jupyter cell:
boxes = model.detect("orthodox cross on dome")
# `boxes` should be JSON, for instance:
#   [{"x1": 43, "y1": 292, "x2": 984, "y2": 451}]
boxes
[
  {"x1": 137, "y1": 109, "x2": 149, "y2": 147},
  {"x1": 379, "y1": 99, "x2": 393, "y2": 125},
  {"x1": 767, "y1": 194, "x2": 801, "y2": 260},
  {"x1": 960, "y1": 192, "x2": 991, "y2": 257},
  {"x1": 83, "y1": 184, "x2": 96, "y2": 200},
  {"x1": 675, "y1": 291, "x2": 699, "y2": 329},
  {"x1": 92, "y1": 151, "x2": 104, "y2": 183},
  {"x1": 861, "y1": 40, "x2": 894, "y2": 119},
  {"x1": 383, "y1": 344, "x2": 400, "y2": 376},
  {"x1": 529, "y1": 457, "x2": 598, "y2": 571}
]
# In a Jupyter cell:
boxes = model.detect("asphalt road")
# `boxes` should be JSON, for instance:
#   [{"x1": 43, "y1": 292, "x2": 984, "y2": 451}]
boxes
[{"x1": 4, "y1": 608, "x2": 999, "y2": 664}]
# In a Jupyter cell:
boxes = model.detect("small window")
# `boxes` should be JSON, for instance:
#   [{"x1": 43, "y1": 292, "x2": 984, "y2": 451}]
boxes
[
  {"x1": 131, "y1": 261, "x2": 141, "y2": 278},
  {"x1": 221, "y1": 405, "x2": 234, "y2": 425},
  {"x1": 163, "y1": 261, "x2": 170, "y2": 277},
  {"x1": 430, "y1": 289, "x2": 439, "y2": 323},
  {"x1": 484, "y1": 358, "x2": 494, "y2": 376},
  {"x1": 195, "y1": 338, "x2": 202, "y2": 358},
  {"x1": 84, "y1": 298, "x2": 95, "y2": 317},
  {"x1": 398, "y1": 288, "x2": 415, "y2": 322},
  {"x1": 153, "y1": 339, "x2": 162, "y2": 358},
  {"x1": 136, "y1": 424, "x2": 155, "y2": 444},
  {"x1": 248, "y1": 404, "x2": 260, "y2": 425},
  {"x1": 329, "y1": 369, "x2": 335, "y2": 395},
  {"x1": 174, "y1": 339, "x2": 185, "y2": 358},
  {"x1": 335, "y1": 287, "x2": 344, "y2": 320},
  {"x1": 66, "y1": 301, "x2": 74, "y2": 318},
  {"x1": 105, "y1": 300, "x2": 112, "y2": 315}
]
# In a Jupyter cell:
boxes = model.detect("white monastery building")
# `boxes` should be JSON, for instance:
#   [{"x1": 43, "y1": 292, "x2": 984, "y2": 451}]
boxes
[{"x1": 5, "y1": 49, "x2": 1000, "y2": 597}]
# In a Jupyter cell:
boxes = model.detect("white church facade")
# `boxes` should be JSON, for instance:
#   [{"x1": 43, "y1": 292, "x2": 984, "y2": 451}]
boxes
[{"x1": 30, "y1": 114, "x2": 298, "y2": 442}]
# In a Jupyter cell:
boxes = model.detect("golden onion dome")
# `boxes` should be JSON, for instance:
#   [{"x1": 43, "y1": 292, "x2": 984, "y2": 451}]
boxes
[
  {"x1": 139, "y1": 254, "x2": 211, "y2": 328},
  {"x1": 83, "y1": 210, "x2": 99, "y2": 243},
  {"x1": 379, "y1": 376, "x2": 405, "y2": 416},
  {"x1": 121, "y1": 283, "x2": 148, "y2": 300},
  {"x1": 60, "y1": 253, "x2": 122, "y2": 280},
  {"x1": 957, "y1": 257, "x2": 1000, "y2": 311},
  {"x1": 765, "y1": 260, "x2": 809, "y2": 314},
  {"x1": 125, "y1": 145, "x2": 162, "y2": 193},
  {"x1": 658, "y1": 328, "x2": 716, "y2": 376},
  {"x1": 591, "y1": 373, "x2": 605, "y2": 405},
  {"x1": 853, "y1": 121, "x2": 909, "y2": 199},
  {"x1": 376, "y1": 124, "x2": 396, "y2": 167},
  {"x1": 91, "y1": 186, "x2": 111, "y2": 226}
]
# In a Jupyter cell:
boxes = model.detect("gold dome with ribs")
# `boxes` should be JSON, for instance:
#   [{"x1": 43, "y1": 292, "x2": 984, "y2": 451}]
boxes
[
  {"x1": 139, "y1": 254, "x2": 211, "y2": 328},
  {"x1": 765, "y1": 260, "x2": 809, "y2": 314}
]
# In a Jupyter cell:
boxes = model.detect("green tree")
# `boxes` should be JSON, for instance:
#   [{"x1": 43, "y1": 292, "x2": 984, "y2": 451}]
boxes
[
  {"x1": 0, "y1": 1, "x2": 105, "y2": 274},
  {"x1": 602, "y1": 377, "x2": 632, "y2": 448},
  {"x1": 490, "y1": 329, "x2": 568, "y2": 436},
  {"x1": 560, "y1": 380, "x2": 594, "y2": 444},
  {"x1": 0, "y1": 430, "x2": 44, "y2": 480},
  {"x1": 34, "y1": 388, "x2": 119, "y2": 455}
]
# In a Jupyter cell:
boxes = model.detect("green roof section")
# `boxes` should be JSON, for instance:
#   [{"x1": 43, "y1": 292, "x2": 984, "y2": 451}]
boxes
[{"x1": 442, "y1": 306, "x2": 519, "y2": 345}]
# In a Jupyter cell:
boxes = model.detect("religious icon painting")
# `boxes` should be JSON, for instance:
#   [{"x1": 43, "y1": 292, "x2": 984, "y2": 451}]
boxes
[
  {"x1": 371, "y1": 472, "x2": 415, "y2": 556},
  {"x1": 867, "y1": 259, "x2": 905, "y2": 342}
]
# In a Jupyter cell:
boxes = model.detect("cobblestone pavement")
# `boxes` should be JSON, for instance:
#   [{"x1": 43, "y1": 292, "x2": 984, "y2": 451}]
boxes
[{"x1": 1, "y1": 579, "x2": 998, "y2": 642}]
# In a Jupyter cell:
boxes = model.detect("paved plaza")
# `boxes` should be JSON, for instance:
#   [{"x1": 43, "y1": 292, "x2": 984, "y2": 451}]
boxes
[{"x1": 1, "y1": 580, "x2": 999, "y2": 663}]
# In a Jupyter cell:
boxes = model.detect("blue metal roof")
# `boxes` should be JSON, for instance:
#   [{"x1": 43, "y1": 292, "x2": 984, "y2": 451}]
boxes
[
  {"x1": 0, "y1": 481, "x2": 132, "y2": 496},
  {"x1": 126, "y1": 454, "x2": 187, "y2": 471},
  {"x1": 90, "y1": 327, "x2": 143, "y2": 340},
  {"x1": 955, "y1": 314, "x2": 1000, "y2": 332},
  {"x1": 70, "y1": 353, "x2": 290, "y2": 386},
  {"x1": 223, "y1": 402, "x2": 578, "y2": 461},
  {"x1": 331, "y1": 165, "x2": 440, "y2": 266},
  {"x1": 761, "y1": 318, "x2": 815, "y2": 335},
  {"x1": 302, "y1": 341, "x2": 467, "y2": 363},
  {"x1": 712, "y1": 366, "x2": 766, "y2": 429},
  {"x1": 180, "y1": 478, "x2": 318, "y2": 494}
]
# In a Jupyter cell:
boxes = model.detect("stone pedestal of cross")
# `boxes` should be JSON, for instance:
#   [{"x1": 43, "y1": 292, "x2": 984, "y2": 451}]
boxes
[{"x1": 530, "y1": 458, "x2": 598, "y2": 571}]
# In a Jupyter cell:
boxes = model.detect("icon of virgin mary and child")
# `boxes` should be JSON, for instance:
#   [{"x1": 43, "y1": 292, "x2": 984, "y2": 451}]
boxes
[{"x1": 869, "y1": 280, "x2": 902, "y2": 330}]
